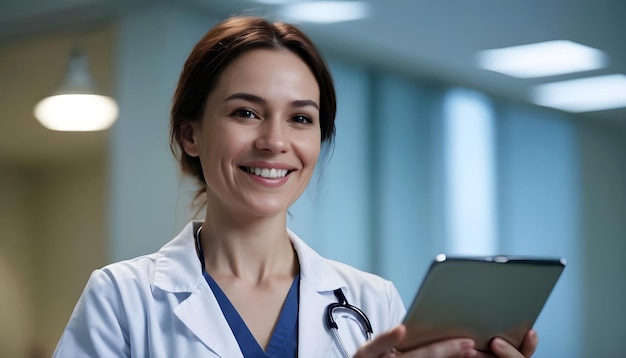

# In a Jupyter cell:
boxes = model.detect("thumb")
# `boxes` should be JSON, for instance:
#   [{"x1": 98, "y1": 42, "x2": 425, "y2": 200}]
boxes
[{"x1": 353, "y1": 324, "x2": 406, "y2": 358}]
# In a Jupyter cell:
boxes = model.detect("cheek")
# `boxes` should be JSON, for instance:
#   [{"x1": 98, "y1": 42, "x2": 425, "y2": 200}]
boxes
[
  {"x1": 201, "y1": 124, "x2": 247, "y2": 159},
  {"x1": 298, "y1": 136, "x2": 322, "y2": 167}
]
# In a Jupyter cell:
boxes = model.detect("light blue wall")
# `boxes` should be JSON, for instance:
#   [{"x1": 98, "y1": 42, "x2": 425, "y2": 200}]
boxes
[
  {"x1": 497, "y1": 105, "x2": 582, "y2": 357},
  {"x1": 578, "y1": 120, "x2": 626, "y2": 358},
  {"x1": 110, "y1": 5, "x2": 215, "y2": 261},
  {"x1": 443, "y1": 89, "x2": 497, "y2": 255},
  {"x1": 372, "y1": 75, "x2": 444, "y2": 301}
]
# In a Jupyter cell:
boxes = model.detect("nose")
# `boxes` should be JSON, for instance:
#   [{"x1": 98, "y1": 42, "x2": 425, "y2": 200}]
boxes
[{"x1": 255, "y1": 117, "x2": 288, "y2": 153}]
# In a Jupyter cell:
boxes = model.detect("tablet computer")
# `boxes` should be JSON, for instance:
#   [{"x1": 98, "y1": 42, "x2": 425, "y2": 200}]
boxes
[{"x1": 396, "y1": 254, "x2": 566, "y2": 352}]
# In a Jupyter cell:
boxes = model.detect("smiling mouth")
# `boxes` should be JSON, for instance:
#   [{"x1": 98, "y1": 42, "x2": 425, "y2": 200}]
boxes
[{"x1": 241, "y1": 166, "x2": 291, "y2": 179}]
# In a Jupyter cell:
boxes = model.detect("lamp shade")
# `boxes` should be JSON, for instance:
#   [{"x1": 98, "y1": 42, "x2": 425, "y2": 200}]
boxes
[{"x1": 34, "y1": 49, "x2": 118, "y2": 131}]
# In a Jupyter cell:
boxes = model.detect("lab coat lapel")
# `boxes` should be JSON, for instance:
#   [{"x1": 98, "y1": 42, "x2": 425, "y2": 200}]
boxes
[
  {"x1": 174, "y1": 284, "x2": 243, "y2": 357},
  {"x1": 153, "y1": 221, "x2": 242, "y2": 357},
  {"x1": 298, "y1": 278, "x2": 337, "y2": 357},
  {"x1": 290, "y1": 230, "x2": 347, "y2": 357}
]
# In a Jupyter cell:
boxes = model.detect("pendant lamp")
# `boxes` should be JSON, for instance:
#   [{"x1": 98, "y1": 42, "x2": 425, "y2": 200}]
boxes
[{"x1": 34, "y1": 49, "x2": 118, "y2": 131}]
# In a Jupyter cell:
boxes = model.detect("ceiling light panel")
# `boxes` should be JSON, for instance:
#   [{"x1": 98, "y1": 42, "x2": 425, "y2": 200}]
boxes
[
  {"x1": 531, "y1": 74, "x2": 626, "y2": 112},
  {"x1": 252, "y1": 0, "x2": 298, "y2": 4},
  {"x1": 280, "y1": 1, "x2": 370, "y2": 23},
  {"x1": 476, "y1": 40, "x2": 607, "y2": 78}
]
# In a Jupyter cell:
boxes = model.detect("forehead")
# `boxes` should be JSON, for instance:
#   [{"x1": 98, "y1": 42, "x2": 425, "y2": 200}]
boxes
[{"x1": 212, "y1": 48, "x2": 320, "y2": 100}]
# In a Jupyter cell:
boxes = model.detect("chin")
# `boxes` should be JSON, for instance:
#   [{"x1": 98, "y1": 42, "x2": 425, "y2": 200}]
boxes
[{"x1": 244, "y1": 202, "x2": 289, "y2": 219}]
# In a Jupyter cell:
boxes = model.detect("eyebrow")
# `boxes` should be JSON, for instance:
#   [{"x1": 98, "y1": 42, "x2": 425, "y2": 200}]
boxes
[{"x1": 224, "y1": 92, "x2": 320, "y2": 111}]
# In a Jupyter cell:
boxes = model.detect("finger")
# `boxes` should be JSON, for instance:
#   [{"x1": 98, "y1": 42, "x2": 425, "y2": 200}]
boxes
[
  {"x1": 520, "y1": 329, "x2": 539, "y2": 358},
  {"x1": 353, "y1": 325, "x2": 406, "y2": 358},
  {"x1": 380, "y1": 349, "x2": 401, "y2": 358},
  {"x1": 490, "y1": 337, "x2": 523, "y2": 358},
  {"x1": 409, "y1": 338, "x2": 477, "y2": 358}
]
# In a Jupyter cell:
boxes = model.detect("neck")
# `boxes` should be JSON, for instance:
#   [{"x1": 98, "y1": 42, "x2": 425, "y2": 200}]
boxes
[{"x1": 198, "y1": 210, "x2": 296, "y2": 284}]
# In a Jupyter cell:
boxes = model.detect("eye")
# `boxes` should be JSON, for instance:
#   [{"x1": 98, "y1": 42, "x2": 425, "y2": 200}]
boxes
[
  {"x1": 232, "y1": 109, "x2": 258, "y2": 119},
  {"x1": 292, "y1": 115, "x2": 313, "y2": 124}
]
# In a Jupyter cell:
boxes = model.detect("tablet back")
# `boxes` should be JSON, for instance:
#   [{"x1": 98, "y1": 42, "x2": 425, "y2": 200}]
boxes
[{"x1": 398, "y1": 255, "x2": 565, "y2": 352}]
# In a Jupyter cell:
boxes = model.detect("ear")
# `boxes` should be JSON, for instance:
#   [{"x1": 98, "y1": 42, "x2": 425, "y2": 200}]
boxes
[{"x1": 180, "y1": 121, "x2": 200, "y2": 157}]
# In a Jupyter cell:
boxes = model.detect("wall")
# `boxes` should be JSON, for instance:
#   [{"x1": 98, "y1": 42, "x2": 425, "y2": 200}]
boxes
[
  {"x1": 497, "y1": 105, "x2": 583, "y2": 356},
  {"x1": 34, "y1": 158, "x2": 107, "y2": 355},
  {"x1": 0, "y1": 156, "x2": 107, "y2": 357},
  {"x1": 0, "y1": 168, "x2": 35, "y2": 358},
  {"x1": 0, "y1": 16, "x2": 113, "y2": 357},
  {"x1": 579, "y1": 120, "x2": 626, "y2": 358},
  {"x1": 109, "y1": 4, "x2": 212, "y2": 262}
]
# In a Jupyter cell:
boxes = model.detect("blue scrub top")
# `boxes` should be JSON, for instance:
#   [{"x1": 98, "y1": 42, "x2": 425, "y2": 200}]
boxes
[{"x1": 203, "y1": 272, "x2": 300, "y2": 357}]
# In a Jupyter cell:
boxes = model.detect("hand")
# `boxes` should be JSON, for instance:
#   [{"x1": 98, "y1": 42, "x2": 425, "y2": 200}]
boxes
[
  {"x1": 353, "y1": 326, "x2": 539, "y2": 358},
  {"x1": 476, "y1": 329, "x2": 539, "y2": 358},
  {"x1": 353, "y1": 324, "x2": 478, "y2": 358}
]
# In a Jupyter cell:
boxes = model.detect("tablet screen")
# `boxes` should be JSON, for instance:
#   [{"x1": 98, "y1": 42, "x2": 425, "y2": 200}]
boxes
[{"x1": 397, "y1": 255, "x2": 565, "y2": 352}]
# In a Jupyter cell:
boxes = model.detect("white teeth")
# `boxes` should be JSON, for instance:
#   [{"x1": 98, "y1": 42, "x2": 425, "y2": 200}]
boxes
[{"x1": 247, "y1": 167, "x2": 288, "y2": 178}]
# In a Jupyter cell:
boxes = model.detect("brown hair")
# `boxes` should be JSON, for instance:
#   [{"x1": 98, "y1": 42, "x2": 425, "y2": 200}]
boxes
[{"x1": 170, "y1": 16, "x2": 337, "y2": 203}]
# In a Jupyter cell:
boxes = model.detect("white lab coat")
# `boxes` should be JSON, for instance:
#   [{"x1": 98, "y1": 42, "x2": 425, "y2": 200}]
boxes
[{"x1": 53, "y1": 221, "x2": 406, "y2": 357}]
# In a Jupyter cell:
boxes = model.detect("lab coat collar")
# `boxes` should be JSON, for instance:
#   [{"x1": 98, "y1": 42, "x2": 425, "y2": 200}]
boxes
[
  {"x1": 152, "y1": 221, "x2": 204, "y2": 293},
  {"x1": 151, "y1": 222, "x2": 347, "y2": 294}
]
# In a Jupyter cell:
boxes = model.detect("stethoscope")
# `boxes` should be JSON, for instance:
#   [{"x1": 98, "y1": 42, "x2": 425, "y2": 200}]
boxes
[{"x1": 326, "y1": 288, "x2": 374, "y2": 357}]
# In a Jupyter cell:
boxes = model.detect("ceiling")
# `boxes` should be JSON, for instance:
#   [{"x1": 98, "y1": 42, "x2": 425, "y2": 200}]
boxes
[{"x1": 1, "y1": 0, "x2": 625, "y2": 167}]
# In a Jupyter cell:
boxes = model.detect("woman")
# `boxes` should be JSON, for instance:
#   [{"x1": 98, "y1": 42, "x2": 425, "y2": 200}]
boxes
[{"x1": 53, "y1": 16, "x2": 538, "y2": 357}]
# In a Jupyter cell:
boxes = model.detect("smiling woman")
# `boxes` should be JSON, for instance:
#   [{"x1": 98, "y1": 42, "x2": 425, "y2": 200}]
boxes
[{"x1": 51, "y1": 16, "x2": 538, "y2": 358}]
